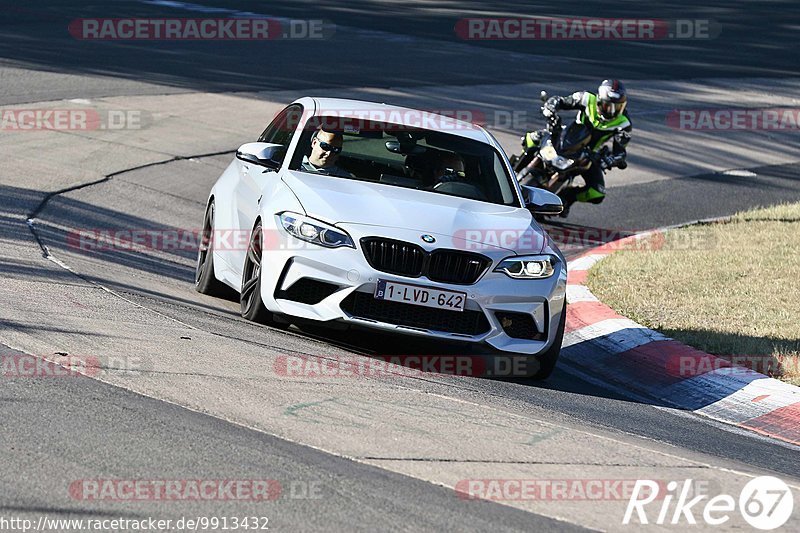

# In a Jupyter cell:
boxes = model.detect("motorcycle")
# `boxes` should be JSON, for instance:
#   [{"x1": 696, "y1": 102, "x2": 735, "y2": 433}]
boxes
[{"x1": 510, "y1": 91, "x2": 624, "y2": 202}]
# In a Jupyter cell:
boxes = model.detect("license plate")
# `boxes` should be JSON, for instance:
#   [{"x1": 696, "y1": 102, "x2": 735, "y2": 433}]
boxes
[{"x1": 374, "y1": 280, "x2": 465, "y2": 312}]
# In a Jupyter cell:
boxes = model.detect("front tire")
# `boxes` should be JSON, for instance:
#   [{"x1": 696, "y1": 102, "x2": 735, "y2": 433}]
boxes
[
  {"x1": 195, "y1": 200, "x2": 228, "y2": 297},
  {"x1": 240, "y1": 221, "x2": 287, "y2": 328},
  {"x1": 530, "y1": 303, "x2": 567, "y2": 380}
]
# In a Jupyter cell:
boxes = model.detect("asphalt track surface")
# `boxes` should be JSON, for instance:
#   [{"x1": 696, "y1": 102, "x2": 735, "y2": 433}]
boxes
[
  {"x1": 2, "y1": 1, "x2": 800, "y2": 531},
  {"x1": 1, "y1": 0, "x2": 799, "y2": 100}
]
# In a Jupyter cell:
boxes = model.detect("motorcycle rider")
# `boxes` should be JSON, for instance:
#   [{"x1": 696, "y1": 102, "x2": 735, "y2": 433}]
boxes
[{"x1": 541, "y1": 79, "x2": 631, "y2": 216}]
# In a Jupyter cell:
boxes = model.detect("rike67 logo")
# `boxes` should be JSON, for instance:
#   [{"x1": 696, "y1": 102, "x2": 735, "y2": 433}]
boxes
[{"x1": 624, "y1": 476, "x2": 794, "y2": 529}]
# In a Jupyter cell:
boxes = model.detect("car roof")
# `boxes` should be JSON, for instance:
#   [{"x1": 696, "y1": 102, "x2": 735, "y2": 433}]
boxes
[{"x1": 292, "y1": 96, "x2": 492, "y2": 143}]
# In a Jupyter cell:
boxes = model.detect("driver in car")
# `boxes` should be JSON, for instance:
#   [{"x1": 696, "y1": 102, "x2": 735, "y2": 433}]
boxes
[
  {"x1": 432, "y1": 152, "x2": 466, "y2": 185},
  {"x1": 302, "y1": 128, "x2": 353, "y2": 178},
  {"x1": 429, "y1": 152, "x2": 485, "y2": 200}
]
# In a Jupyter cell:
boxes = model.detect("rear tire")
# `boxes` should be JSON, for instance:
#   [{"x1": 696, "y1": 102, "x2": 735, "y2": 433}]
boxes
[
  {"x1": 240, "y1": 220, "x2": 288, "y2": 328},
  {"x1": 195, "y1": 200, "x2": 229, "y2": 297}
]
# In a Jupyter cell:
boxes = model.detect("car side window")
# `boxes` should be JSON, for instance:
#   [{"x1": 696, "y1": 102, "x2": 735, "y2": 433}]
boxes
[{"x1": 258, "y1": 104, "x2": 303, "y2": 165}]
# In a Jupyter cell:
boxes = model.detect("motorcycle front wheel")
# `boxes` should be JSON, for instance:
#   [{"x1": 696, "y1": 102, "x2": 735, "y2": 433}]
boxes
[{"x1": 513, "y1": 148, "x2": 538, "y2": 173}]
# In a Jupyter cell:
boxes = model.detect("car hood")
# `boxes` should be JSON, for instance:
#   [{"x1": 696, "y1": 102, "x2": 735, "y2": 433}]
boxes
[{"x1": 281, "y1": 170, "x2": 546, "y2": 254}]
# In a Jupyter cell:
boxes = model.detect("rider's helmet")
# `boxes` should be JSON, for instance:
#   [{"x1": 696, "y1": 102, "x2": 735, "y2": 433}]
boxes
[{"x1": 596, "y1": 80, "x2": 627, "y2": 121}]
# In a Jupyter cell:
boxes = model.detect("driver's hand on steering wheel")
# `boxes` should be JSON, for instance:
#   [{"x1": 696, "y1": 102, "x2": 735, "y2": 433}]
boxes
[{"x1": 437, "y1": 167, "x2": 466, "y2": 183}]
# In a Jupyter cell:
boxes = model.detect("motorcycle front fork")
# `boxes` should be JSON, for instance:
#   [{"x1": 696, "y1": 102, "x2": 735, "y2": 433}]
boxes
[
  {"x1": 518, "y1": 159, "x2": 574, "y2": 196},
  {"x1": 518, "y1": 156, "x2": 548, "y2": 187}
]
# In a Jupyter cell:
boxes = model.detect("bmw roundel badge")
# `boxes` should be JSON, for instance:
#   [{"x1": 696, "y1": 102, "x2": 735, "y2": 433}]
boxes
[{"x1": 421, "y1": 234, "x2": 435, "y2": 243}]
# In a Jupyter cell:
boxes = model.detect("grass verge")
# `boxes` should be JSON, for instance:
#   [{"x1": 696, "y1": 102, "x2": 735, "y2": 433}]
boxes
[{"x1": 587, "y1": 202, "x2": 800, "y2": 386}]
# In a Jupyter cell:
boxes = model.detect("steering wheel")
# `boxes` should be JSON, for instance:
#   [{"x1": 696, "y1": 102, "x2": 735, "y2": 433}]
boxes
[{"x1": 432, "y1": 181, "x2": 486, "y2": 201}]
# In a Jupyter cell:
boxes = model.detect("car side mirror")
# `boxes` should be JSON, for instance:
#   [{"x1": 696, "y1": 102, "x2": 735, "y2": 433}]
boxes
[
  {"x1": 236, "y1": 142, "x2": 285, "y2": 170},
  {"x1": 521, "y1": 185, "x2": 563, "y2": 215}
]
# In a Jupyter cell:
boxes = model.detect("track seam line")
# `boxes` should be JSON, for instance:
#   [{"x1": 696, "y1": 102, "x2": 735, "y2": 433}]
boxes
[
  {"x1": 358, "y1": 458, "x2": 710, "y2": 466},
  {"x1": 23, "y1": 149, "x2": 236, "y2": 331}
]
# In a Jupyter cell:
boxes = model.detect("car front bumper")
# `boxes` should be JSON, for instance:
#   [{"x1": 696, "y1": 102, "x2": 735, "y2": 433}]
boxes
[{"x1": 259, "y1": 220, "x2": 567, "y2": 355}]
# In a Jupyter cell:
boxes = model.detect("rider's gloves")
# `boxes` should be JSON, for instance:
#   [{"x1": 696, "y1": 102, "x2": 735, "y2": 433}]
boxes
[
  {"x1": 602, "y1": 153, "x2": 627, "y2": 170},
  {"x1": 542, "y1": 97, "x2": 561, "y2": 118}
]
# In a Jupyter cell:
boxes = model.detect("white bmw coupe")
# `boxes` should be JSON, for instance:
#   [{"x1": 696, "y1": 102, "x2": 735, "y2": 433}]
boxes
[{"x1": 196, "y1": 97, "x2": 567, "y2": 379}]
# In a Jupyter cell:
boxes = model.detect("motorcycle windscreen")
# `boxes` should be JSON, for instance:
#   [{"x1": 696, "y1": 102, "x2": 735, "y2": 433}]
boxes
[{"x1": 557, "y1": 122, "x2": 592, "y2": 156}]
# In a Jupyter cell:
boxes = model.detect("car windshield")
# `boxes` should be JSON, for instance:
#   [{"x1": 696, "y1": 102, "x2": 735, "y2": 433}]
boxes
[{"x1": 289, "y1": 115, "x2": 520, "y2": 206}]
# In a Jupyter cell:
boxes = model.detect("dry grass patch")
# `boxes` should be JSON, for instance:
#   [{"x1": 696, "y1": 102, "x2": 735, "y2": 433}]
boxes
[{"x1": 587, "y1": 202, "x2": 800, "y2": 385}]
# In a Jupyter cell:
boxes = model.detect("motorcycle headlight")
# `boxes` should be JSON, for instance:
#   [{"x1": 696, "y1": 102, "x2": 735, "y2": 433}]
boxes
[
  {"x1": 552, "y1": 156, "x2": 574, "y2": 170},
  {"x1": 278, "y1": 212, "x2": 355, "y2": 248},
  {"x1": 495, "y1": 255, "x2": 557, "y2": 279},
  {"x1": 539, "y1": 141, "x2": 558, "y2": 161}
]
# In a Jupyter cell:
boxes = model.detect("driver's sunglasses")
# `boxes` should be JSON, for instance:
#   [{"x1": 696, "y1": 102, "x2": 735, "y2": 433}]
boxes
[{"x1": 317, "y1": 140, "x2": 343, "y2": 154}]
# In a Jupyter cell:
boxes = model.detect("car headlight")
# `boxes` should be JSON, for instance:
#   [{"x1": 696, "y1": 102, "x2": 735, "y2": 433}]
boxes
[
  {"x1": 495, "y1": 255, "x2": 557, "y2": 279},
  {"x1": 278, "y1": 212, "x2": 355, "y2": 248},
  {"x1": 552, "y1": 156, "x2": 574, "y2": 170}
]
